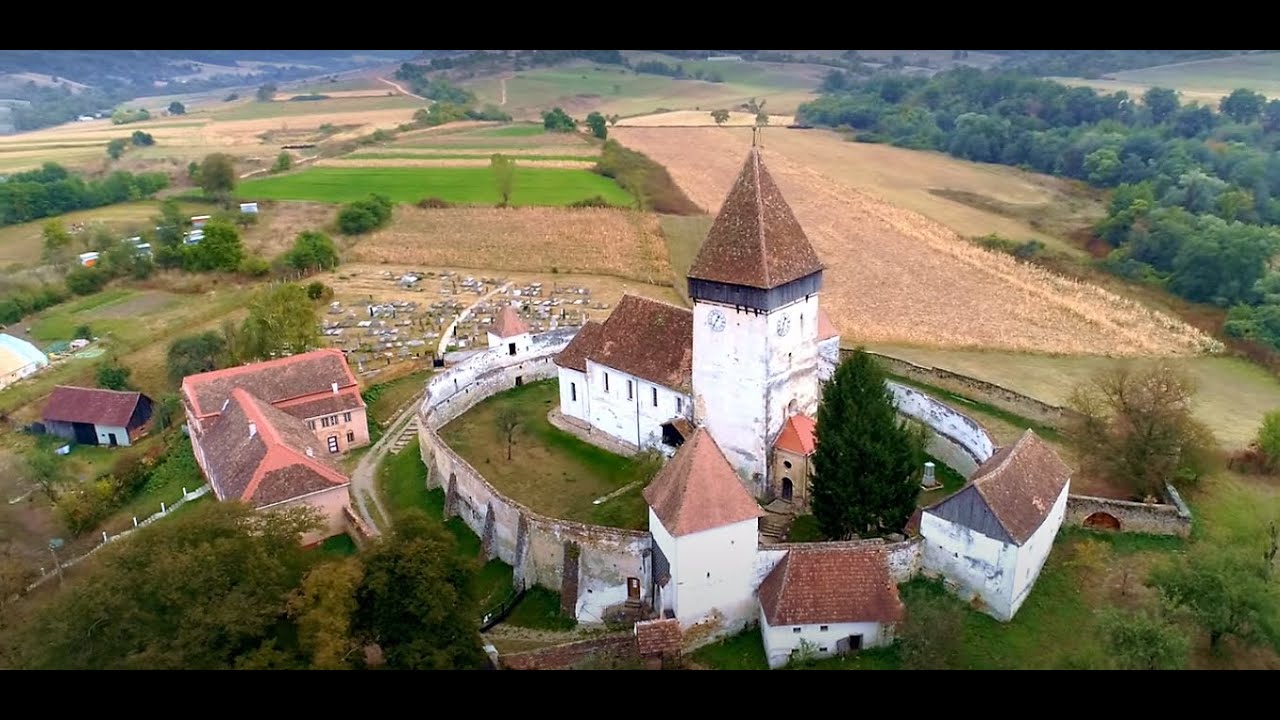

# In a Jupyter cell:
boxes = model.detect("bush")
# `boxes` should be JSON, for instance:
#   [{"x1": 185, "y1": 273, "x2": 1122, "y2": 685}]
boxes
[
  {"x1": 336, "y1": 195, "x2": 393, "y2": 235},
  {"x1": 284, "y1": 231, "x2": 340, "y2": 273},
  {"x1": 65, "y1": 266, "x2": 109, "y2": 296},
  {"x1": 306, "y1": 281, "x2": 333, "y2": 301},
  {"x1": 239, "y1": 256, "x2": 270, "y2": 277},
  {"x1": 567, "y1": 195, "x2": 613, "y2": 209},
  {"x1": 417, "y1": 197, "x2": 454, "y2": 209}
]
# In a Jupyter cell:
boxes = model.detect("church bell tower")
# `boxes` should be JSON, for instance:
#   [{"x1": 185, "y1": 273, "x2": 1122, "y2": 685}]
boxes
[{"x1": 688, "y1": 140, "x2": 825, "y2": 495}]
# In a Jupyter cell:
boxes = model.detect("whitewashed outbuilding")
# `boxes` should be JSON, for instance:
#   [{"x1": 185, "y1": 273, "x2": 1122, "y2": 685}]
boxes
[
  {"x1": 486, "y1": 304, "x2": 531, "y2": 357},
  {"x1": 757, "y1": 544, "x2": 904, "y2": 668},
  {"x1": 920, "y1": 429, "x2": 1071, "y2": 622},
  {"x1": 644, "y1": 428, "x2": 764, "y2": 633}
]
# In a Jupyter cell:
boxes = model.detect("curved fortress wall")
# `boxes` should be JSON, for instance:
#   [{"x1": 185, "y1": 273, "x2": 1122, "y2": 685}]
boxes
[{"x1": 419, "y1": 329, "x2": 651, "y2": 624}]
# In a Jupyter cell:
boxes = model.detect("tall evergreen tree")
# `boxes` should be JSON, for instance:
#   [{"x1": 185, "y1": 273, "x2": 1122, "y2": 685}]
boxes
[{"x1": 810, "y1": 349, "x2": 926, "y2": 539}]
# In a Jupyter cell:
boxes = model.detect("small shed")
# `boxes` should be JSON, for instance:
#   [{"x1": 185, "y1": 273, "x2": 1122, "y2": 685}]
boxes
[{"x1": 41, "y1": 386, "x2": 153, "y2": 447}]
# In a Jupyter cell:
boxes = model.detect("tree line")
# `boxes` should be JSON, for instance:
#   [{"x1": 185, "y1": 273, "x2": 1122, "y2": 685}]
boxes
[
  {"x1": 0, "y1": 162, "x2": 168, "y2": 226},
  {"x1": 797, "y1": 68, "x2": 1280, "y2": 350}
]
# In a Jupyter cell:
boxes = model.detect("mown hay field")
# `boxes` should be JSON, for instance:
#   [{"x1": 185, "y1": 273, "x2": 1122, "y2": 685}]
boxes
[
  {"x1": 616, "y1": 110, "x2": 795, "y2": 127},
  {"x1": 237, "y1": 166, "x2": 633, "y2": 206},
  {"x1": 348, "y1": 206, "x2": 671, "y2": 284},
  {"x1": 1057, "y1": 51, "x2": 1280, "y2": 103},
  {"x1": 613, "y1": 126, "x2": 1214, "y2": 357}
]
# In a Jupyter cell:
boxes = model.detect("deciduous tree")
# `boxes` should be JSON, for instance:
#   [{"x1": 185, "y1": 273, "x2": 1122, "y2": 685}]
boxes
[
  {"x1": 497, "y1": 407, "x2": 520, "y2": 461},
  {"x1": 198, "y1": 152, "x2": 237, "y2": 202},
  {"x1": 184, "y1": 219, "x2": 243, "y2": 273},
  {"x1": 711, "y1": 109, "x2": 730, "y2": 125},
  {"x1": 1148, "y1": 546, "x2": 1276, "y2": 652},
  {"x1": 40, "y1": 219, "x2": 72, "y2": 266},
  {"x1": 168, "y1": 101, "x2": 186, "y2": 115},
  {"x1": 542, "y1": 107, "x2": 576, "y2": 133},
  {"x1": 585, "y1": 111, "x2": 608, "y2": 140},
  {"x1": 273, "y1": 151, "x2": 292, "y2": 173},
  {"x1": 19, "y1": 502, "x2": 320, "y2": 670},
  {"x1": 1097, "y1": 608, "x2": 1189, "y2": 670},
  {"x1": 106, "y1": 138, "x2": 126, "y2": 160},
  {"x1": 353, "y1": 509, "x2": 487, "y2": 670},
  {"x1": 25, "y1": 449, "x2": 61, "y2": 502},
  {"x1": 1143, "y1": 87, "x2": 1180, "y2": 124},
  {"x1": 1220, "y1": 88, "x2": 1267, "y2": 124},
  {"x1": 96, "y1": 358, "x2": 132, "y2": 391},
  {"x1": 811, "y1": 349, "x2": 926, "y2": 539},
  {"x1": 240, "y1": 283, "x2": 319, "y2": 361},
  {"x1": 166, "y1": 331, "x2": 229, "y2": 386},
  {"x1": 288, "y1": 558, "x2": 364, "y2": 670},
  {"x1": 284, "y1": 230, "x2": 340, "y2": 272},
  {"x1": 1069, "y1": 362, "x2": 1217, "y2": 498},
  {"x1": 490, "y1": 154, "x2": 515, "y2": 207}
]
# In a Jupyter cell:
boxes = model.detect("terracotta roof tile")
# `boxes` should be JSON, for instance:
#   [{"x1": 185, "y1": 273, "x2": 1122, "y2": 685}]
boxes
[
  {"x1": 643, "y1": 428, "x2": 762, "y2": 536},
  {"x1": 817, "y1": 307, "x2": 839, "y2": 341},
  {"x1": 276, "y1": 391, "x2": 366, "y2": 422},
  {"x1": 634, "y1": 618, "x2": 682, "y2": 656},
  {"x1": 758, "y1": 545, "x2": 904, "y2": 626},
  {"x1": 490, "y1": 304, "x2": 529, "y2": 339},
  {"x1": 554, "y1": 321, "x2": 604, "y2": 372},
  {"x1": 687, "y1": 148, "x2": 824, "y2": 290},
  {"x1": 774, "y1": 414, "x2": 817, "y2": 455},
  {"x1": 181, "y1": 349, "x2": 359, "y2": 419},
  {"x1": 42, "y1": 386, "x2": 149, "y2": 427},
  {"x1": 202, "y1": 388, "x2": 348, "y2": 508},
  {"x1": 969, "y1": 429, "x2": 1071, "y2": 545},
  {"x1": 587, "y1": 295, "x2": 692, "y2": 392}
]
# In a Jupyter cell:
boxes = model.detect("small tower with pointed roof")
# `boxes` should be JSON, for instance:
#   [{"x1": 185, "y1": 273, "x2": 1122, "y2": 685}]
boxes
[
  {"x1": 487, "y1": 303, "x2": 532, "y2": 357},
  {"x1": 644, "y1": 427, "x2": 764, "y2": 631},
  {"x1": 688, "y1": 146, "x2": 825, "y2": 495}
]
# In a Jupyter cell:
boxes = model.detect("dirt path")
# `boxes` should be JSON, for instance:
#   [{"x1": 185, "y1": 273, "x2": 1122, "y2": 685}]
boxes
[
  {"x1": 438, "y1": 281, "x2": 513, "y2": 358},
  {"x1": 349, "y1": 396, "x2": 418, "y2": 536},
  {"x1": 379, "y1": 77, "x2": 426, "y2": 102}
]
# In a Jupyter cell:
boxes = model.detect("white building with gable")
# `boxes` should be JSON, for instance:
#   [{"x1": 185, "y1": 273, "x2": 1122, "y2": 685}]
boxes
[
  {"x1": 919, "y1": 429, "x2": 1072, "y2": 621},
  {"x1": 487, "y1": 304, "x2": 532, "y2": 357}
]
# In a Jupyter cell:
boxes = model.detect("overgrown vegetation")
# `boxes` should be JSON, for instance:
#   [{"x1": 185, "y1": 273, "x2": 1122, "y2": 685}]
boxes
[
  {"x1": 336, "y1": 194, "x2": 393, "y2": 235},
  {"x1": 0, "y1": 162, "x2": 168, "y2": 227},
  {"x1": 592, "y1": 140, "x2": 701, "y2": 214}
]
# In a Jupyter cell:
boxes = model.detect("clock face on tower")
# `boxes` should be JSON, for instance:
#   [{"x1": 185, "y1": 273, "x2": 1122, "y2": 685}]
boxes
[
  {"x1": 776, "y1": 314, "x2": 791, "y2": 337},
  {"x1": 707, "y1": 310, "x2": 727, "y2": 333}
]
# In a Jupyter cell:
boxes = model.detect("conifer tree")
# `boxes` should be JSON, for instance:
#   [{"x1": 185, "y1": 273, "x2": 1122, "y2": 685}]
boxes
[{"x1": 810, "y1": 349, "x2": 926, "y2": 539}]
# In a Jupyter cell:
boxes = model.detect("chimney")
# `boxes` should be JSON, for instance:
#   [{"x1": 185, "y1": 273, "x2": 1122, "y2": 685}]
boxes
[
  {"x1": 248, "y1": 422, "x2": 257, "y2": 439},
  {"x1": 331, "y1": 382, "x2": 339, "y2": 395},
  {"x1": 921, "y1": 461, "x2": 937, "y2": 489}
]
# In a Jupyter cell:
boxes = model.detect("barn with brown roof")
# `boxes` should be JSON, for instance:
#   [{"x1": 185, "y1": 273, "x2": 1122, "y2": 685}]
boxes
[
  {"x1": 919, "y1": 429, "x2": 1072, "y2": 622},
  {"x1": 757, "y1": 544, "x2": 904, "y2": 668},
  {"x1": 42, "y1": 386, "x2": 153, "y2": 447}
]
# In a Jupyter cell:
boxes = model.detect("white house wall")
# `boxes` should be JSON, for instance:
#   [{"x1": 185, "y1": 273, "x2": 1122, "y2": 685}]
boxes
[
  {"x1": 692, "y1": 296, "x2": 821, "y2": 493},
  {"x1": 920, "y1": 511, "x2": 1017, "y2": 621},
  {"x1": 663, "y1": 515, "x2": 760, "y2": 633},
  {"x1": 557, "y1": 367, "x2": 589, "y2": 423},
  {"x1": 585, "y1": 360, "x2": 689, "y2": 451},
  {"x1": 488, "y1": 331, "x2": 532, "y2": 356},
  {"x1": 1009, "y1": 482, "x2": 1070, "y2": 616},
  {"x1": 94, "y1": 424, "x2": 132, "y2": 447},
  {"x1": 759, "y1": 610, "x2": 889, "y2": 669}
]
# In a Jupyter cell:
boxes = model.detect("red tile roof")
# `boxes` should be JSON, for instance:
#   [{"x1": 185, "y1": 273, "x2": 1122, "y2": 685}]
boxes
[
  {"x1": 927, "y1": 429, "x2": 1071, "y2": 545},
  {"x1": 42, "y1": 386, "x2": 150, "y2": 428},
  {"x1": 202, "y1": 388, "x2": 349, "y2": 508},
  {"x1": 490, "y1": 304, "x2": 529, "y2": 339},
  {"x1": 758, "y1": 545, "x2": 904, "y2": 627},
  {"x1": 635, "y1": 618, "x2": 682, "y2": 656},
  {"x1": 774, "y1": 414, "x2": 817, "y2": 456},
  {"x1": 181, "y1": 349, "x2": 360, "y2": 419},
  {"x1": 687, "y1": 147, "x2": 824, "y2": 290},
  {"x1": 587, "y1": 295, "x2": 693, "y2": 392},
  {"x1": 643, "y1": 428, "x2": 762, "y2": 537},
  {"x1": 554, "y1": 321, "x2": 604, "y2": 372},
  {"x1": 817, "y1": 307, "x2": 839, "y2": 342}
]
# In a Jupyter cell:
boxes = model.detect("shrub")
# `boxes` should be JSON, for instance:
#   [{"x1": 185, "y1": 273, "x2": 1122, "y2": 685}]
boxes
[
  {"x1": 592, "y1": 140, "x2": 701, "y2": 215},
  {"x1": 65, "y1": 266, "x2": 108, "y2": 296},
  {"x1": 417, "y1": 197, "x2": 454, "y2": 209},
  {"x1": 239, "y1": 256, "x2": 270, "y2": 277},
  {"x1": 567, "y1": 195, "x2": 613, "y2": 209},
  {"x1": 337, "y1": 195, "x2": 394, "y2": 235}
]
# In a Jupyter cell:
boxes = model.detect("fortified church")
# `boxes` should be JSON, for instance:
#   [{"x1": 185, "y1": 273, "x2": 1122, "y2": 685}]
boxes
[{"x1": 467, "y1": 142, "x2": 1072, "y2": 667}]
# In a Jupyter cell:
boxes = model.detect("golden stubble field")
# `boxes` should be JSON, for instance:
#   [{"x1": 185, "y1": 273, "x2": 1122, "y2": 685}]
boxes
[
  {"x1": 612, "y1": 126, "x2": 1216, "y2": 356},
  {"x1": 349, "y1": 206, "x2": 672, "y2": 285}
]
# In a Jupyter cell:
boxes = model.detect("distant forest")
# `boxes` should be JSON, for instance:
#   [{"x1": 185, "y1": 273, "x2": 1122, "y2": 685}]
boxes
[
  {"x1": 797, "y1": 65, "x2": 1280, "y2": 350},
  {"x1": 0, "y1": 50, "x2": 419, "y2": 132},
  {"x1": 979, "y1": 50, "x2": 1240, "y2": 78}
]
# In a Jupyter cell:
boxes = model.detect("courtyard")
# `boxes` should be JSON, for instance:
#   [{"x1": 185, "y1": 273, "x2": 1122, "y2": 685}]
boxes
[{"x1": 438, "y1": 379, "x2": 652, "y2": 530}]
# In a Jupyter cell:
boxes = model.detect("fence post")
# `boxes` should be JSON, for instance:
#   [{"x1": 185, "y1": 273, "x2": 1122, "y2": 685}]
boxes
[
  {"x1": 182, "y1": 487, "x2": 187, "y2": 496},
  {"x1": 133, "y1": 516, "x2": 138, "y2": 527},
  {"x1": 161, "y1": 501, "x2": 166, "y2": 514},
  {"x1": 102, "y1": 531, "x2": 108, "y2": 544}
]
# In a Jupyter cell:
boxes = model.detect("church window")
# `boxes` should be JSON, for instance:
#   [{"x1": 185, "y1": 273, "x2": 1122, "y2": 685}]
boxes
[
  {"x1": 652, "y1": 387, "x2": 658, "y2": 407},
  {"x1": 784, "y1": 460, "x2": 793, "y2": 470},
  {"x1": 604, "y1": 373, "x2": 610, "y2": 392},
  {"x1": 627, "y1": 380, "x2": 634, "y2": 400}
]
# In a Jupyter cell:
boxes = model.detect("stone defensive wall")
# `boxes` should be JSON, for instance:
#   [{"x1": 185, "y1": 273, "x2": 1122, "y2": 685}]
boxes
[
  {"x1": 418, "y1": 328, "x2": 652, "y2": 626},
  {"x1": 1063, "y1": 483, "x2": 1193, "y2": 537},
  {"x1": 887, "y1": 380, "x2": 995, "y2": 476}
]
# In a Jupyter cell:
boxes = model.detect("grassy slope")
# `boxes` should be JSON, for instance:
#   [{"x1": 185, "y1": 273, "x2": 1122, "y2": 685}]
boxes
[
  {"x1": 438, "y1": 379, "x2": 650, "y2": 529},
  {"x1": 210, "y1": 95, "x2": 423, "y2": 121},
  {"x1": 1067, "y1": 52, "x2": 1280, "y2": 100},
  {"x1": 0, "y1": 200, "x2": 207, "y2": 266},
  {"x1": 237, "y1": 167, "x2": 634, "y2": 206}
]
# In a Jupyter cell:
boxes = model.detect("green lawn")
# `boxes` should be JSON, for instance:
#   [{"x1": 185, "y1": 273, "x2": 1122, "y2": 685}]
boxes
[
  {"x1": 376, "y1": 437, "x2": 514, "y2": 609},
  {"x1": 438, "y1": 379, "x2": 652, "y2": 529},
  {"x1": 469, "y1": 124, "x2": 548, "y2": 137},
  {"x1": 658, "y1": 214, "x2": 712, "y2": 304},
  {"x1": 502, "y1": 586, "x2": 577, "y2": 631},
  {"x1": 237, "y1": 167, "x2": 633, "y2": 207},
  {"x1": 362, "y1": 369, "x2": 430, "y2": 427},
  {"x1": 690, "y1": 626, "x2": 769, "y2": 670},
  {"x1": 318, "y1": 533, "x2": 358, "y2": 558},
  {"x1": 345, "y1": 152, "x2": 600, "y2": 162}
]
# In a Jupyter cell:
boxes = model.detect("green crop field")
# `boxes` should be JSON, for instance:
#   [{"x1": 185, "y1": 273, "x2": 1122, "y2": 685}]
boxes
[
  {"x1": 469, "y1": 123, "x2": 548, "y2": 137},
  {"x1": 345, "y1": 152, "x2": 598, "y2": 162},
  {"x1": 238, "y1": 166, "x2": 634, "y2": 207}
]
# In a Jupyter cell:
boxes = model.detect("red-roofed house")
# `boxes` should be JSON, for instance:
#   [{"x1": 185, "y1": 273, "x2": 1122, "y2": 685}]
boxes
[
  {"x1": 181, "y1": 349, "x2": 370, "y2": 543},
  {"x1": 757, "y1": 545, "x2": 903, "y2": 668},
  {"x1": 487, "y1": 303, "x2": 532, "y2": 357},
  {"x1": 771, "y1": 414, "x2": 817, "y2": 509},
  {"x1": 643, "y1": 428, "x2": 763, "y2": 632},
  {"x1": 42, "y1": 386, "x2": 153, "y2": 447}
]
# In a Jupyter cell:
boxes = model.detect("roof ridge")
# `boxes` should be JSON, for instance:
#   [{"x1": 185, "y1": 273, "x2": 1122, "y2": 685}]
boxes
[
  {"x1": 752, "y1": 149, "x2": 768, "y2": 287},
  {"x1": 969, "y1": 430, "x2": 1039, "y2": 542}
]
